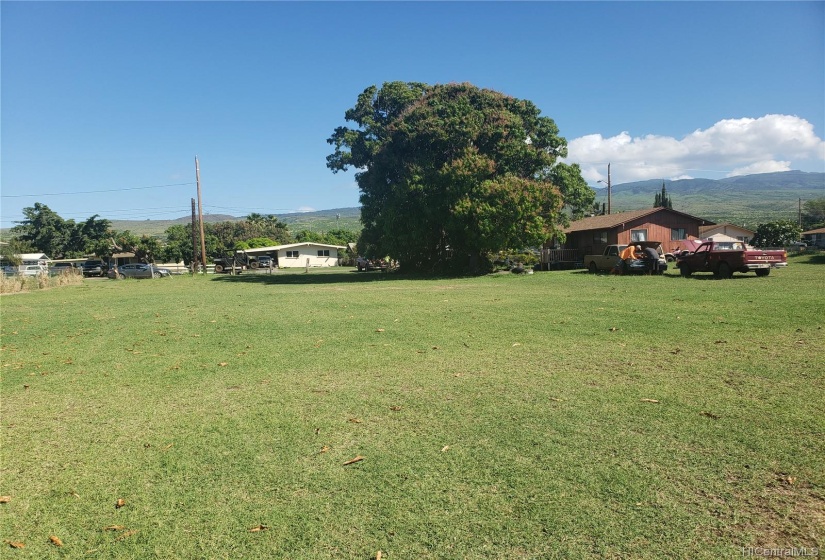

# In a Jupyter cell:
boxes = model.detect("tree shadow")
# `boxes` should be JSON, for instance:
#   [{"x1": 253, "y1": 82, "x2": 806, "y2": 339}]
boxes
[
  {"x1": 796, "y1": 253, "x2": 825, "y2": 265},
  {"x1": 208, "y1": 269, "x2": 471, "y2": 285}
]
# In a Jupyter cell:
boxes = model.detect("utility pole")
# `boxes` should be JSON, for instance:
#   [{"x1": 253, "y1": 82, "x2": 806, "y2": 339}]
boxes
[
  {"x1": 195, "y1": 156, "x2": 207, "y2": 272},
  {"x1": 606, "y1": 163, "x2": 612, "y2": 215},
  {"x1": 190, "y1": 198, "x2": 199, "y2": 274},
  {"x1": 799, "y1": 197, "x2": 802, "y2": 227}
]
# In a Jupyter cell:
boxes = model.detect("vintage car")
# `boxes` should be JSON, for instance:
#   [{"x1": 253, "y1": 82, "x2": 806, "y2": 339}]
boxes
[{"x1": 676, "y1": 240, "x2": 787, "y2": 278}]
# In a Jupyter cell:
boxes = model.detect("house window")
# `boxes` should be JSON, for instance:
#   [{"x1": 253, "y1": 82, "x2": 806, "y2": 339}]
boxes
[
  {"x1": 671, "y1": 228, "x2": 686, "y2": 240},
  {"x1": 286, "y1": 251, "x2": 299, "y2": 258},
  {"x1": 630, "y1": 229, "x2": 648, "y2": 242},
  {"x1": 592, "y1": 231, "x2": 608, "y2": 244},
  {"x1": 317, "y1": 250, "x2": 330, "y2": 257}
]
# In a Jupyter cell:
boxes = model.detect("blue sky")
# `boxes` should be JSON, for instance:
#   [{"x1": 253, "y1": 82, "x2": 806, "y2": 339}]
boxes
[{"x1": 2, "y1": 1, "x2": 823, "y2": 228}]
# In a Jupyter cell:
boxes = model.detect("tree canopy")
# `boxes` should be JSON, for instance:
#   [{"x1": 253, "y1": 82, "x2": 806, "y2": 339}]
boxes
[
  {"x1": 654, "y1": 182, "x2": 673, "y2": 209},
  {"x1": 328, "y1": 82, "x2": 592, "y2": 272},
  {"x1": 11, "y1": 203, "x2": 111, "y2": 259},
  {"x1": 801, "y1": 197, "x2": 825, "y2": 230},
  {"x1": 751, "y1": 220, "x2": 802, "y2": 248}
]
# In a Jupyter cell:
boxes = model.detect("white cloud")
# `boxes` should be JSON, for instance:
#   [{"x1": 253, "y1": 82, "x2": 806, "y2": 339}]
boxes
[
  {"x1": 728, "y1": 160, "x2": 791, "y2": 177},
  {"x1": 296, "y1": 206, "x2": 316, "y2": 213},
  {"x1": 565, "y1": 114, "x2": 825, "y2": 184}
]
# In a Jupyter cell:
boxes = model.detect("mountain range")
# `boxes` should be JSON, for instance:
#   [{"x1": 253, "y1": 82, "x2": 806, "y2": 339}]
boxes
[{"x1": 96, "y1": 170, "x2": 823, "y2": 236}]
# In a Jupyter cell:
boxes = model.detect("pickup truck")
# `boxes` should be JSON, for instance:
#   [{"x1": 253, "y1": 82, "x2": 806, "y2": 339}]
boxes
[
  {"x1": 82, "y1": 259, "x2": 107, "y2": 277},
  {"x1": 584, "y1": 242, "x2": 668, "y2": 274},
  {"x1": 676, "y1": 240, "x2": 787, "y2": 278}
]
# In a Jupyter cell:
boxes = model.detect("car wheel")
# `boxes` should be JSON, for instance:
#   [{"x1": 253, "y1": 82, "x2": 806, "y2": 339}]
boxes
[
  {"x1": 214, "y1": 264, "x2": 224, "y2": 273},
  {"x1": 153, "y1": 272, "x2": 161, "y2": 278},
  {"x1": 679, "y1": 265, "x2": 692, "y2": 277},
  {"x1": 588, "y1": 262, "x2": 598, "y2": 274},
  {"x1": 716, "y1": 262, "x2": 732, "y2": 279},
  {"x1": 755, "y1": 268, "x2": 770, "y2": 277},
  {"x1": 250, "y1": 261, "x2": 259, "y2": 269}
]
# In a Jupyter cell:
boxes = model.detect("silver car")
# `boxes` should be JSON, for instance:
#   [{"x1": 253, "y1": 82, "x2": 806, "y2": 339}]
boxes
[{"x1": 111, "y1": 263, "x2": 171, "y2": 279}]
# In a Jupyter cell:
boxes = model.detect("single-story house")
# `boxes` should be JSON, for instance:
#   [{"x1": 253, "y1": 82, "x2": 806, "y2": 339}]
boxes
[
  {"x1": 699, "y1": 223, "x2": 755, "y2": 245},
  {"x1": 239, "y1": 243, "x2": 347, "y2": 268},
  {"x1": 15, "y1": 253, "x2": 51, "y2": 266},
  {"x1": 802, "y1": 227, "x2": 825, "y2": 248},
  {"x1": 558, "y1": 207, "x2": 714, "y2": 258}
]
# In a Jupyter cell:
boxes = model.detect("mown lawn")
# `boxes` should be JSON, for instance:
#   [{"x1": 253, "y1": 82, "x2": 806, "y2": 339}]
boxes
[{"x1": 1, "y1": 256, "x2": 823, "y2": 559}]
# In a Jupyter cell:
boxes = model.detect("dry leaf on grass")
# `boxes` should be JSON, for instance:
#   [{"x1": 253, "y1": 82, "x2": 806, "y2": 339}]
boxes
[
  {"x1": 49, "y1": 536, "x2": 63, "y2": 547},
  {"x1": 343, "y1": 455, "x2": 365, "y2": 466},
  {"x1": 115, "y1": 530, "x2": 137, "y2": 541},
  {"x1": 640, "y1": 399, "x2": 660, "y2": 403},
  {"x1": 115, "y1": 498, "x2": 126, "y2": 508},
  {"x1": 218, "y1": 362, "x2": 228, "y2": 367},
  {"x1": 375, "y1": 328, "x2": 385, "y2": 333},
  {"x1": 376, "y1": 552, "x2": 383, "y2": 560},
  {"x1": 249, "y1": 525, "x2": 268, "y2": 532},
  {"x1": 441, "y1": 445, "x2": 450, "y2": 452},
  {"x1": 389, "y1": 406, "x2": 402, "y2": 411},
  {"x1": 550, "y1": 397, "x2": 563, "y2": 402},
  {"x1": 0, "y1": 496, "x2": 10, "y2": 503},
  {"x1": 320, "y1": 445, "x2": 330, "y2": 454},
  {"x1": 700, "y1": 411, "x2": 720, "y2": 420},
  {"x1": 4, "y1": 540, "x2": 24, "y2": 549},
  {"x1": 104, "y1": 525, "x2": 126, "y2": 531},
  {"x1": 348, "y1": 418, "x2": 362, "y2": 424}
]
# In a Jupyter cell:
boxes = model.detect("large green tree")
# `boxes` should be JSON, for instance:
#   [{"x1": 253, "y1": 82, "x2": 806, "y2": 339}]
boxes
[
  {"x1": 11, "y1": 203, "x2": 111, "y2": 258},
  {"x1": 329, "y1": 82, "x2": 584, "y2": 273},
  {"x1": 751, "y1": 220, "x2": 802, "y2": 247},
  {"x1": 801, "y1": 197, "x2": 825, "y2": 230}
]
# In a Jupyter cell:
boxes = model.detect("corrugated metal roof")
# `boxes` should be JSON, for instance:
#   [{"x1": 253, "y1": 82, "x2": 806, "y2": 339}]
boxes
[
  {"x1": 564, "y1": 208, "x2": 713, "y2": 233},
  {"x1": 803, "y1": 227, "x2": 825, "y2": 235}
]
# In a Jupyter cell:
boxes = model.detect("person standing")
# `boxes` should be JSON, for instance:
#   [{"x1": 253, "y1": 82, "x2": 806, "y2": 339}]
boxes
[{"x1": 643, "y1": 246, "x2": 660, "y2": 274}]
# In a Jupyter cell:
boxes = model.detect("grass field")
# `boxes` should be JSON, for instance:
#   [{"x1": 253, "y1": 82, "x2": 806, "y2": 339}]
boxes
[{"x1": 1, "y1": 256, "x2": 823, "y2": 559}]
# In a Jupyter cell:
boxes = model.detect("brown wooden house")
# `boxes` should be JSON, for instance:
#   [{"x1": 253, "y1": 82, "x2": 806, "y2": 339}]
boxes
[{"x1": 557, "y1": 208, "x2": 714, "y2": 259}]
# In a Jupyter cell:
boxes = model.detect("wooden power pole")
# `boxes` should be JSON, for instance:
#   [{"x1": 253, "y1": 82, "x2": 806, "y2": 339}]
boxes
[
  {"x1": 607, "y1": 163, "x2": 612, "y2": 215},
  {"x1": 195, "y1": 156, "x2": 207, "y2": 272},
  {"x1": 190, "y1": 198, "x2": 199, "y2": 273}
]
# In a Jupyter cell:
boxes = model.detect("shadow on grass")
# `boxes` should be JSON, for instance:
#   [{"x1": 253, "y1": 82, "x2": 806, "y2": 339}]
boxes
[
  {"x1": 796, "y1": 253, "x2": 825, "y2": 265},
  {"x1": 208, "y1": 269, "x2": 477, "y2": 285}
]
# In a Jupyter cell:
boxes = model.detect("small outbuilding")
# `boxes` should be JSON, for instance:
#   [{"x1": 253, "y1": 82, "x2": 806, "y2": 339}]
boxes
[
  {"x1": 802, "y1": 227, "x2": 825, "y2": 248},
  {"x1": 699, "y1": 223, "x2": 755, "y2": 245}
]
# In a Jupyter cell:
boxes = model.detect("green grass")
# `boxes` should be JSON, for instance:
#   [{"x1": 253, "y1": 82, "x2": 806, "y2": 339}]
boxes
[{"x1": 1, "y1": 257, "x2": 823, "y2": 558}]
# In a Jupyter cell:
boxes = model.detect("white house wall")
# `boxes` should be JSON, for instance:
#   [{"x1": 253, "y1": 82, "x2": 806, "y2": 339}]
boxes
[{"x1": 277, "y1": 248, "x2": 340, "y2": 268}]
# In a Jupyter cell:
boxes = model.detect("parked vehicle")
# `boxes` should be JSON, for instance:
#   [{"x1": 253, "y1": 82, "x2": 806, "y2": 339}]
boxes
[
  {"x1": 110, "y1": 263, "x2": 171, "y2": 279},
  {"x1": 356, "y1": 256, "x2": 388, "y2": 271},
  {"x1": 50, "y1": 262, "x2": 81, "y2": 275},
  {"x1": 676, "y1": 240, "x2": 787, "y2": 278},
  {"x1": 256, "y1": 255, "x2": 273, "y2": 268},
  {"x1": 18, "y1": 265, "x2": 48, "y2": 277},
  {"x1": 82, "y1": 260, "x2": 107, "y2": 277},
  {"x1": 583, "y1": 242, "x2": 668, "y2": 274}
]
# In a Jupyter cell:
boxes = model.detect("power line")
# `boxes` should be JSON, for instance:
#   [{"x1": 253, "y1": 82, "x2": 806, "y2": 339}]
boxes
[{"x1": 0, "y1": 182, "x2": 196, "y2": 198}]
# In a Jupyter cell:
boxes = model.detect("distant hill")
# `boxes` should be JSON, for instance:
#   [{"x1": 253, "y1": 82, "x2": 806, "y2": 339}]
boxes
[
  {"x1": 109, "y1": 207, "x2": 362, "y2": 237},
  {"x1": 596, "y1": 170, "x2": 824, "y2": 227},
  {"x1": 6, "y1": 172, "x2": 822, "y2": 239}
]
